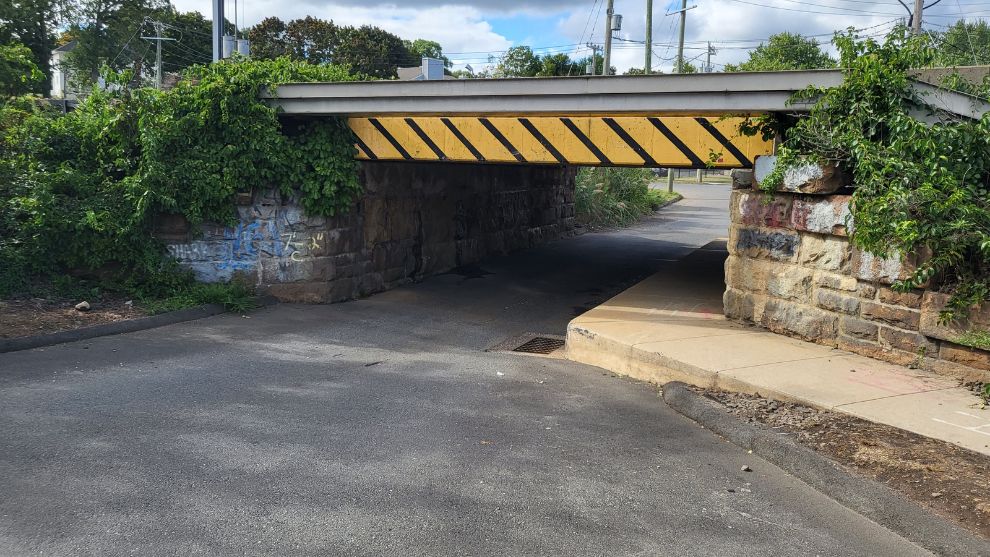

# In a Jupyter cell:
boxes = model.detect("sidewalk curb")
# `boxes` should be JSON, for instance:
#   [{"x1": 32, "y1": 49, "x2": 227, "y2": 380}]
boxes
[
  {"x1": 0, "y1": 297, "x2": 277, "y2": 354},
  {"x1": 661, "y1": 381, "x2": 990, "y2": 557}
]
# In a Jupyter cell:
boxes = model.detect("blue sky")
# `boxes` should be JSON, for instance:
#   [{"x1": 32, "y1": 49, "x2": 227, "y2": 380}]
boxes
[{"x1": 172, "y1": 0, "x2": 985, "y2": 73}]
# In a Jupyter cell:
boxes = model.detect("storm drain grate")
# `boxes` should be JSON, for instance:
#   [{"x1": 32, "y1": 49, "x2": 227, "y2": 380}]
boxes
[{"x1": 512, "y1": 337, "x2": 565, "y2": 355}]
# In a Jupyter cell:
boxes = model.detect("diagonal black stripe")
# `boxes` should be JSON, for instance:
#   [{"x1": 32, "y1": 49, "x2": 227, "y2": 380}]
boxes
[
  {"x1": 518, "y1": 118, "x2": 567, "y2": 164},
  {"x1": 648, "y1": 117, "x2": 705, "y2": 168},
  {"x1": 441, "y1": 118, "x2": 485, "y2": 162},
  {"x1": 404, "y1": 118, "x2": 447, "y2": 160},
  {"x1": 479, "y1": 118, "x2": 526, "y2": 162},
  {"x1": 352, "y1": 134, "x2": 378, "y2": 160},
  {"x1": 368, "y1": 118, "x2": 412, "y2": 160},
  {"x1": 559, "y1": 118, "x2": 611, "y2": 165},
  {"x1": 695, "y1": 117, "x2": 753, "y2": 168},
  {"x1": 602, "y1": 118, "x2": 657, "y2": 167}
]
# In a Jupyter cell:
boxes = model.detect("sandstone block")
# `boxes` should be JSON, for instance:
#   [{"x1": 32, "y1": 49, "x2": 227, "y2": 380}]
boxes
[
  {"x1": 837, "y1": 336, "x2": 920, "y2": 368},
  {"x1": 939, "y1": 343, "x2": 990, "y2": 371},
  {"x1": 733, "y1": 191, "x2": 793, "y2": 229},
  {"x1": 815, "y1": 272, "x2": 857, "y2": 292},
  {"x1": 877, "y1": 287, "x2": 923, "y2": 309},
  {"x1": 816, "y1": 290, "x2": 860, "y2": 315},
  {"x1": 266, "y1": 282, "x2": 331, "y2": 303},
  {"x1": 849, "y1": 248, "x2": 903, "y2": 284},
  {"x1": 730, "y1": 168, "x2": 754, "y2": 189},
  {"x1": 761, "y1": 299, "x2": 838, "y2": 340},
  {"x1": 790, "y1": 195, "x2": 852, "y2": 236},
  {"x1": 754, "y1": 155, "x2": 848, "y2": 195},
  {"x1": 919, "y1": 291, "x2": 990, "y2": 345},
  {"x1": 861, "y1": 301, "x2": 921, "y2": 330},
  {"x1": 724, "y1": 256, "x2": 773, "y2": 292},
  {"x1": 799, "y1": 234, "x2": 849, "y2": 271},
  {"x1": 856, "y1": 282, "x2": 878, "y2": 300},
  {"x1": 767, "y1": 266, "x2": 814, "y2": 301},
  {"x1": 730, "y1": 227, "x2": 800, "y2": 262},
  {"x1": 840, "y1": 316, "x2": 879, "y2": 341},
  {"x1": 878, "y1": 326, "x2": 936, "y2": 355}
]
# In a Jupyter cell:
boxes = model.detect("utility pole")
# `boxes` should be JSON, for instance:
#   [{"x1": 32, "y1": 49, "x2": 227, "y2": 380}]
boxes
[
  {"x1": 585, "y1": 43, "x2": 602, "y2": 75},
  {"x1": 141, "y1": 21, "x2": 175, "y2": 89},
  {"x1": 705, "y1": 41, "x2": 715, "y2": 72},
  {"x1": 603, "y1": 0, "x2": 615, "y2": 75},
  {"x1": 676, "y1": 0, "x2": 687, "y2": 73},
  {"x1": 645, "y1": 0, "x2": 653, "y2": 74},
  {"x1": 912, "y1": 0, "x2": 924, "y2": 34},
  {"x1": 212, "y1": 0, "x2": 224, "y2": 62}
]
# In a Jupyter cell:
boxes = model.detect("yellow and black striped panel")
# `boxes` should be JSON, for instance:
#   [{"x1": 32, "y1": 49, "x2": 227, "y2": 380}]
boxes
[{"x1": 348, "y1": 116, "x2": 772, "y2": 168}]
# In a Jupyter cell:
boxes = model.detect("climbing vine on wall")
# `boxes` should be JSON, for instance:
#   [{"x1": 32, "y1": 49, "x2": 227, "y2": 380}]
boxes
[
  {"x1": 753, "y1": 28, "x2": 990, "y2": 319},
  {"x1": 0, "y1": 57, "x2": 361, "y2": 297}
]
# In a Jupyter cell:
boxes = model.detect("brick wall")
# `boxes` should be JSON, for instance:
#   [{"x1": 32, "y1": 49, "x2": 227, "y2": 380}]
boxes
[
  {"x1": 159, "y1": 161, "x2": 576, "y2": 303},
  {"x1": 724, "y1": 189, "x2": 990, "y2": 381}
]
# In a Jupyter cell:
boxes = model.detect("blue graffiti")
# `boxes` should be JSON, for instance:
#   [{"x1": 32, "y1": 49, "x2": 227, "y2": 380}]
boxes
[{"x1": 215, "y1": 219, "x2": 285, "y2": 270}]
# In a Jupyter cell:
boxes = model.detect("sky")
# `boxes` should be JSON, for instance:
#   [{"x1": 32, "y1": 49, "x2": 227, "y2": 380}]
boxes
[{"x1": 171, "y1": 0, "x2": 989, "y2": 73}]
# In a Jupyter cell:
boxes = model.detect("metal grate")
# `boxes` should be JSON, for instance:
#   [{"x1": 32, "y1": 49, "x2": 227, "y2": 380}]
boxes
[{"x1": 512, "y1": 337, "x2": 565, "y2": 355}]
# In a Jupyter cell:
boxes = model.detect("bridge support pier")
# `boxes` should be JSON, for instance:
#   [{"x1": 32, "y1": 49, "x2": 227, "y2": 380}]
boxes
[{"x1": 160, "y1": 162, "x2": 576, "y2": 303}]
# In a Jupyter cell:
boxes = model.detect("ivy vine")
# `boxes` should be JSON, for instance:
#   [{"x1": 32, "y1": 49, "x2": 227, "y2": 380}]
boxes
[
  {"x1": 0, "y1": 57, "x2": 362, "y2": 297},
  {"x1": 751, "y1": 28, "x2": 990, "y2": 320}
]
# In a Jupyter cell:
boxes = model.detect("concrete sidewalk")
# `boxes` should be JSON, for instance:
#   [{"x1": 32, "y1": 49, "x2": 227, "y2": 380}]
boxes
[{"x1": 566, "y1": 241, "x2": 990, "y2": 457}]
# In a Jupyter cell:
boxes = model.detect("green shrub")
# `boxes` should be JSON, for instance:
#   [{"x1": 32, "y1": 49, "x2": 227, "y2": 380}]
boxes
[
  {"x1": 753, "y1": 27, "x2": 990, "y2": 320},
  {"x1": 0, "y1": 57, "x2": 361, "y2": 304},
  {"x1": 575, "y1": 167, "x2": 677, "y2": 228}
]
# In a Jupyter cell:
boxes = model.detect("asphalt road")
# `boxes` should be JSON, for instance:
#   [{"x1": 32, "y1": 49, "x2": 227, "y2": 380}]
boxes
[{"x1": 0, "y1": 184, "x2": 929, "y2": 556}]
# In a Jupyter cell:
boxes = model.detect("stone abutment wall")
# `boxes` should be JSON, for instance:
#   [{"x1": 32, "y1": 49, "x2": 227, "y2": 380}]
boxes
[
  {"x1": 724, "y1": 188, "x2": 989, "y2": 380},
  {"x1": 159, "y1": 161, "x2": 576, "y2": 303}
]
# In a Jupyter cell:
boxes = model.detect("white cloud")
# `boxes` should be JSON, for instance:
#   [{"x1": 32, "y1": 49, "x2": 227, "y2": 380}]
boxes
[{"x1": 170, "y1": 1, "x2": 514, "y2": 60}]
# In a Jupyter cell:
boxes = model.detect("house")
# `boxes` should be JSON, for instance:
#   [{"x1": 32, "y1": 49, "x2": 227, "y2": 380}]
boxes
[
  {"x1": 50, "y1": 40, "x2": 78, "y2": 99},
  {"x1": 397, "y1": 57, "x2": 450, "y2": 81}
]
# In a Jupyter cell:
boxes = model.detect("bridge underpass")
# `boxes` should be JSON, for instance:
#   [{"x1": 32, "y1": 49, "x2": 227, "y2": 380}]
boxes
[{"x1": 163, "y1": 71, "x2": 990, "y2": 303}]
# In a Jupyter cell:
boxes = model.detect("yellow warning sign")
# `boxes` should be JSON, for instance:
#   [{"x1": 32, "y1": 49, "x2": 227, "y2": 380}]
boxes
[{"x1": 348, "y1": 116, "x2": 771, "y2": 168}]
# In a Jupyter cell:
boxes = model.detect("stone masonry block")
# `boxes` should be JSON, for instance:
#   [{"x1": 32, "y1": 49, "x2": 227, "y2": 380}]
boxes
[
  {"x1": 877, "y1": 287, "x2": 923, "y2": 309},
  {"x1": 878, "y1": 326, "x2": 937, "y2": 355},
  {"x1": 815, "y1": 272, "x2": 857, "y2": 292},
  {"x1": 856, "y1": 282, "x2": 878, "y2": 300},
  {"x1": 840, "y1": 316, "x2": 879, "y2": 341},
  {"x1": 761, "y1": 299, "x2": 838, "y2": 341},
  {"x1": 724, "y1": 255, "x2": 773, "y2": 293},
  {"x1": 767, "y1": 266, "x2": 814, "y2": 301},
  {"x1": 849, "y1": 248, "x2": 903, "y2": 285},
  {"x1": 920, "y1": 291, "x2": 990, "y2": 345},
  {"x1": 733, "y1": 190, "x2": 793, "y2": 228},
  {"x1": 861, "y1": 301, "x2": 921, "y2": 330},
  {"x1": 939, "y1": 343, "x2": 990, "y2": 371},
  {"x1": 837, "y1": 336, "x2": 920, "y2": 368},
  {"x1": 816, "y1": 290, "x2": 861, "y2": 315},
  {"x1": 731, "y1": 227, "x2": 800, "y2": 262},
  {"x1": 790, "y1": 195, "x2": 852, "y2": 236},
  {"x1": 798, "y1": 234, "x2": 849, "y2": 271},
  {"x1": 754, "y1": 156, "x2": 848, "y2": 195}
]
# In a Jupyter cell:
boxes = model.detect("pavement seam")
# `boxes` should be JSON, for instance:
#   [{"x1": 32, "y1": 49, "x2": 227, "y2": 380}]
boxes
[
  {"x1": 661, "y1": 381, "x2": 990, "y2": 557},
  {"x1": 832, "y1": 385, "x2": 971, "y2": 409}
]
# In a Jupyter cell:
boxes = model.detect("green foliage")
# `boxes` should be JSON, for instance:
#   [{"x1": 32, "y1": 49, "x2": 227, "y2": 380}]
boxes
[
  {"x1": 0, "y1": 57, "x2": 361, "y2": 302},
  {"x1": 933, "y1": 20, "x2": 990, "y2": 67},
  {"x1": 139, "y1": 281, "x2": 257, "y2": 314},
  {"x1": 0, "y1": 42, "x2": 43, "y2": 96},
  {"x1": 492, "y1": 46, "x2": 543, "y2": 78},
  {"x1": 0, "y1": 0, "x2": 66, "y2": 93},
  {"x1": 763, "y1": 27, "x2": 990, "y2": 319},
  {"x1": 405, "y1": 39, "x2": 451, "y2": 68},
  {"x1": 247, "y1": 16, "x2": 419, "y2": 78},
  {"x1": 956, "y1": 329, "x2": 990, "y2": 351},
  {"x1": 725, "y1": 32, "x2": 835, "y2": 72},
  {"x1": 575, "y1": 168, "x2": 677, "y2": 228}
]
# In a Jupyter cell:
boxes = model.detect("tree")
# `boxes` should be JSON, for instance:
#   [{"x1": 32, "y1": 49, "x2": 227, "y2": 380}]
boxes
[
  {"x1": 159, "y1": 9, "x2": 213, "y2": 73},
  {"x1": 536, "y1": 52, "x2": 582, "y2": 76},
  {"x1": 0, "y1": 42, "x2": 43, "y2": 96},
  {"x1": 0, "y1": 0, "x2": 68, "y2": 94},
  {"x1": 405, "y1": 38, "x2": 450, "y2": 68},
  {"x1": 492, "y1": 46, "x2": 541, "y2": 77},
  {"x1": 247, "y1": 17, "x2": 414, "y2": 78},
  {"x1": 247, "y1": 16, "x2": 289, "y2": 60},
  {"x1": 335, "y1": 25, "x2": 413, "y2": 78},
  {"x1": 724, "y1": 32, "x2": 835, "y2": 72},
  {"x1": 63, "y1": 0, "x2": 169, "y2": 87},
  {"x1": 933, "y1": 20, "x2": 990, "y2": 67}
]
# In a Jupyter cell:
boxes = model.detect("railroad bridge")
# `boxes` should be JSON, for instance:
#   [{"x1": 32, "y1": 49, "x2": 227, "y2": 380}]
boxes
[{"x1": 165, "y1": 70, "x2": 987, "y2": 305}]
